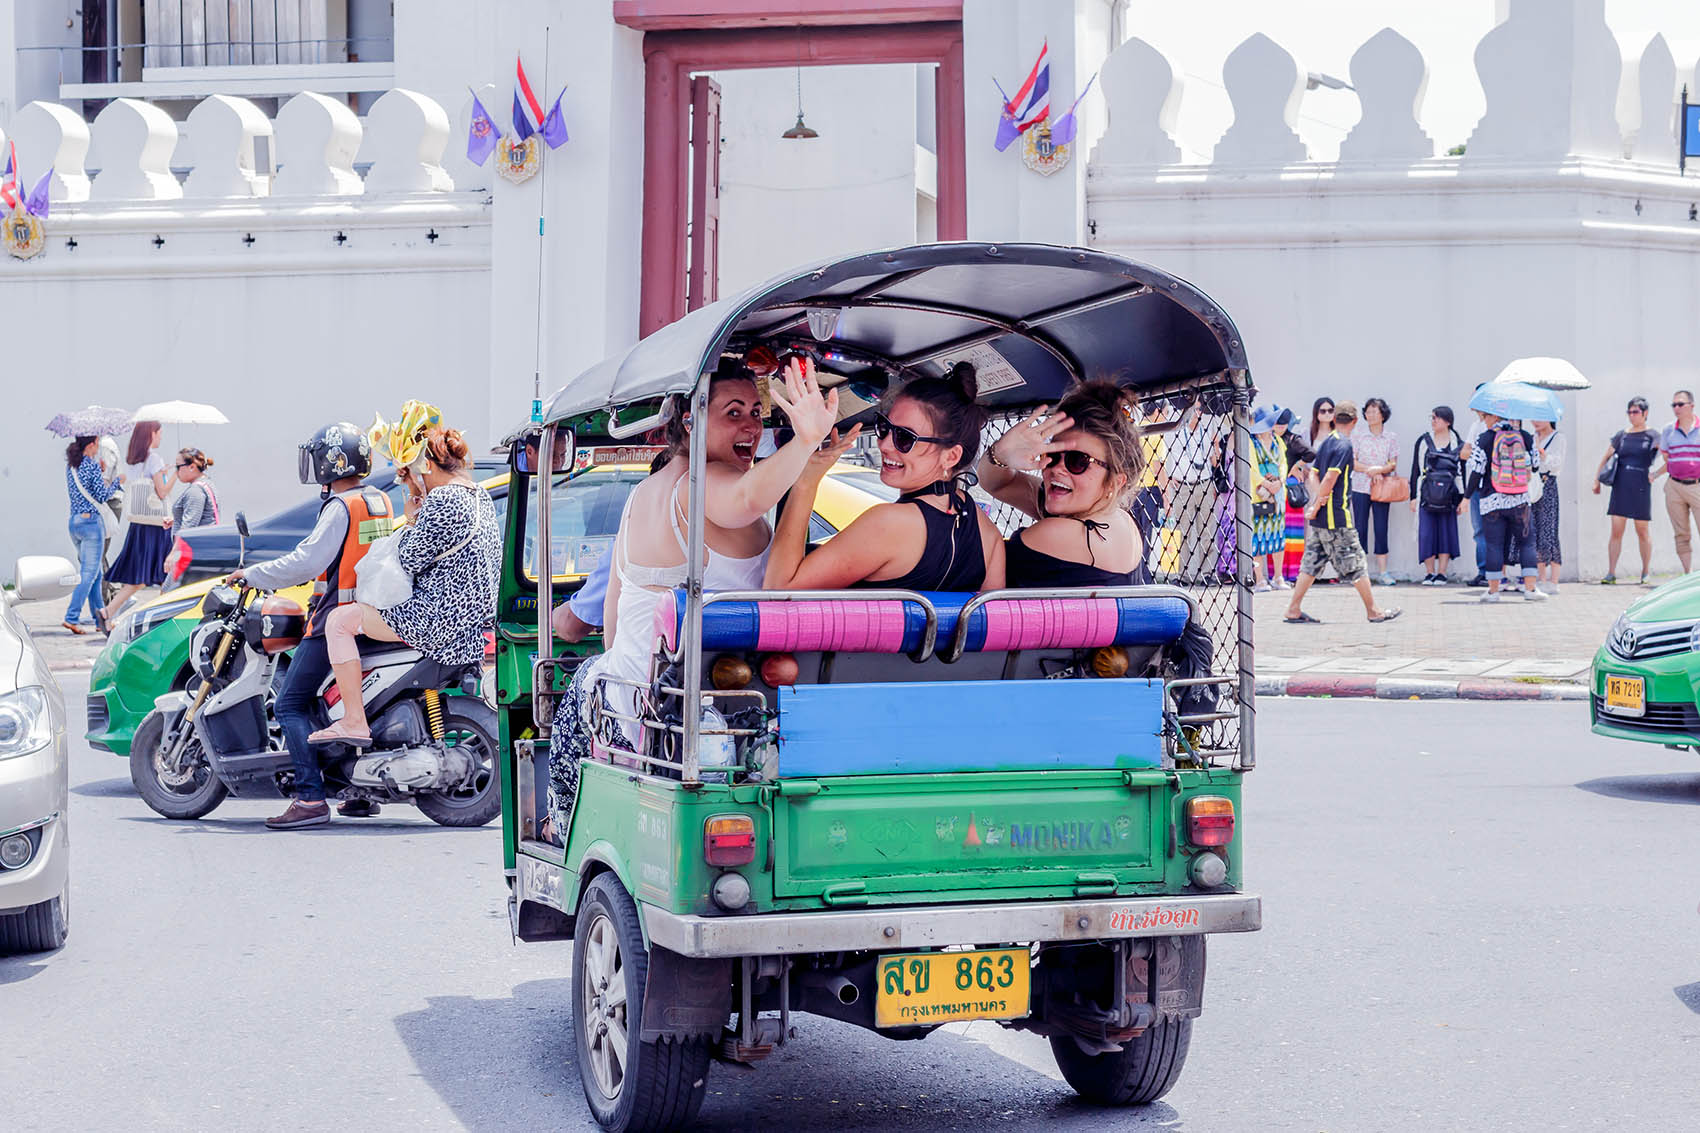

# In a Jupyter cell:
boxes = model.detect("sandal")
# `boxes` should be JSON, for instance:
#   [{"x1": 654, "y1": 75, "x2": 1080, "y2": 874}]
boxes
[
  {"x1": 1283, "y1": 612, "x2": 1322, "y2": 624},
  {"x1": 61, "y1": 621, "x2": 88, "y2": 635},
  {"x1": 1368, "y1": 608, "x2": 1403, "y2": 623},
  {"x1": 307, "y1": 721, "x2": 374, "y2": 749}
]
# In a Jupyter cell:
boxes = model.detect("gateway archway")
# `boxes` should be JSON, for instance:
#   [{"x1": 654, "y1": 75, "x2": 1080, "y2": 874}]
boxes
[{"x1": 613, "y1": 2, "x2": 967, "y2": 335}]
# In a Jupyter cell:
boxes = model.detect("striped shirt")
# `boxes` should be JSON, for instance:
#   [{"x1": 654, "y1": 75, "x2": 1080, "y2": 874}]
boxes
[
  {"x1": 1661, "y1": 421, "x2": 1700, "y2": 481},
  {"x1": 66, "y1": 456, "x2": 116, "y2": 518}
]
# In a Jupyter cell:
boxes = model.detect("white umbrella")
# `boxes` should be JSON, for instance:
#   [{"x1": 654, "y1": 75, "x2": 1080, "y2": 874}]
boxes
[
  {"x1": 1490, "y1": 357, "x2": 1591, "y2": 391},
  {"x1": 131, "y1": 400, "x2": 230, "y2": 425}
]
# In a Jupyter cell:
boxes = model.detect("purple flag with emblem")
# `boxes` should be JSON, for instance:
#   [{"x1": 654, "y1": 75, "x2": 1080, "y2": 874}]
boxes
[
  {"x1": 24, "y1": 168, "x2": 51, "y2": 218},
  {"x1": 540, "y1": 89, "x2": 569, "y2": 149},
  {"x1": 466, "y1": 90, "x2": 498, "y2": 166},
  {"x1": 1047, "y1": 73, "x2": 1097, "y2": 148}
]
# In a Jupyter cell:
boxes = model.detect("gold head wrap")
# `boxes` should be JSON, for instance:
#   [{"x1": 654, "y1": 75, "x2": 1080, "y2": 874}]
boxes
[{"x1": 368, "y1": 400, "x2": 444, "y2": 472}]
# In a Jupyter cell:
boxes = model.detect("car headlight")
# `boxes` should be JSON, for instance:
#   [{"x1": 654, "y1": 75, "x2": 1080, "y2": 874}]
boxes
[
  {"x1": 0, "y1": 687, "x2": 53, "y2": 759},
  {"x1": 116, "y1": 595, "x2": 203, "y2": 645}
]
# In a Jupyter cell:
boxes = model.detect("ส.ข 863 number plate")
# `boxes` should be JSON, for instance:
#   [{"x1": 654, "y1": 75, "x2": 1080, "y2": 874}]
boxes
[{"x1": 874, "y1": 947, "x2": 1031, "y2": 1028}]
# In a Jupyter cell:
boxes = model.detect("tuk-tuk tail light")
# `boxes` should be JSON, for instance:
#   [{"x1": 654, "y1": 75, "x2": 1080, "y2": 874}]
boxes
[
  {"x1": 1186, "y1": 796, "x2": 1235, "y2": 847},
  {"x1": 704, "y1": 815, "x2": 757, "y2": 866}
]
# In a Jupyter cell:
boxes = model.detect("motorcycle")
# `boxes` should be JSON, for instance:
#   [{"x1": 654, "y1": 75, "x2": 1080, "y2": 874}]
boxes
[{"x1": 130, "y1": 527, "x2": 501, "y2": 827}]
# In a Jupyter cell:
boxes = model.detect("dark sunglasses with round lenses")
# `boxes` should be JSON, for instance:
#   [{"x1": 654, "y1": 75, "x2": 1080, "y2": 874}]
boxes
[
  {"x1": 1044, "y1": 450, "x2": 1110, "y2": 475},
  {"x1": 874, "y1": 412, "x2": 946, "y2": 453}
]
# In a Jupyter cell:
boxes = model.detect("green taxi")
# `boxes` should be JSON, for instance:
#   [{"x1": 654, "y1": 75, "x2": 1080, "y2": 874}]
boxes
[{"x1": 1591, "y1": 573, "x2": 1700, "y2": 747}]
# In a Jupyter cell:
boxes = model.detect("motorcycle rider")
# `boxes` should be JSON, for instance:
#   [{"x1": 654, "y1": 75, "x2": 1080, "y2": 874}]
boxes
[{"x1": 229, "y1": 423, "x2": 397, "y2": 830}]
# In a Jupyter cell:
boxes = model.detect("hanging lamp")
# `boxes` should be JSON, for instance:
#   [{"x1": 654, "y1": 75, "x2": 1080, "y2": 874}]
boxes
[{"x1": 781, "y1": 30, "x2": 819, "y2": 139}]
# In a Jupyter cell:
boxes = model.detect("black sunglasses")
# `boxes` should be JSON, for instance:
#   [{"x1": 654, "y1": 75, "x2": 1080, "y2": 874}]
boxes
[
  {"x1": 1674, "y1": 402, "x2": 1691, "y2": 409},
  {"x1": 1044, "y1": 450, "x2": 1110, "y2": 475},
  {"x1": 874, "y1": 413, "x2": 946, "y2": 453}
]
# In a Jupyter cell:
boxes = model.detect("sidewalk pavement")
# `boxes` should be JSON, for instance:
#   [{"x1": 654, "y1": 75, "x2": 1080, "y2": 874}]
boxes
[
  {"x1": 9, "y1": 575, "x2": 1654, "y2": 701},
  {"x1": 1252, "y1": 575, "x2": 1646, "y2": 700},
  {"x1": 13, "y1": 588, "x2": 160, "y2": 672}
]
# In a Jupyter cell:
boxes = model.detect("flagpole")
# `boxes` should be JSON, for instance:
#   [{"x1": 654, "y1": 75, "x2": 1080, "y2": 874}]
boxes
[{"x1": 531, "y1": 26, "x2": 551, "y2": 424}]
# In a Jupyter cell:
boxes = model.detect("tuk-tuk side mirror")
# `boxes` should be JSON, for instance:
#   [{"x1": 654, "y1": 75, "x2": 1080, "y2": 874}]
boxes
[
  {"x1": 235, "y1": 512, "x2": 250, "y2": 538},
  {"x1": 513, "y1": 425, "x2": 575, "y2": 475}
]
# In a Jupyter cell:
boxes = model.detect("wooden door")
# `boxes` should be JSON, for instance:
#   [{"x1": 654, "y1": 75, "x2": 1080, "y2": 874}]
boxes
[{"x1": 686, "y1": 75, "x2": 722, "y2": 313}]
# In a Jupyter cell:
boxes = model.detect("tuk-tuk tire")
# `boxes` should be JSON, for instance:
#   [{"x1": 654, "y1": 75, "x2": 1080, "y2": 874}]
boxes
[
  {"x1": 572, "y1": 873, "x2": 712, "y2": 1132},
  {"x1": 1049, "y1": 1015, "x2": 1193, "y2": 1106}
]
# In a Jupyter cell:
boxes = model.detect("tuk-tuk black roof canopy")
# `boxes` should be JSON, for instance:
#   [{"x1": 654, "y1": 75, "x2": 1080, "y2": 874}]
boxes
[{"x1": 543, "y1": 243, "x2": 1247, "y2": 427}]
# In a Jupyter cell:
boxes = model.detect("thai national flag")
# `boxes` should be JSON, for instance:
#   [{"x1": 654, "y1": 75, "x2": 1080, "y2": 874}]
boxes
[
  {"x1": 1006, "y1": 41, "x2": 1050, "y2": 134},
  {"x1": 512, "y1": 55, "x2": 546, "y2": 142}
]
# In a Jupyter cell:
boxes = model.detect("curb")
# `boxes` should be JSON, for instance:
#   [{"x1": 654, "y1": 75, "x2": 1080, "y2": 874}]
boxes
[
  {"x1": 1256, "y1": 673, "x2": 1587, "y2": 702},
  {"x1": 48, "y1": 659, "x2": 95, "y2": 673}
]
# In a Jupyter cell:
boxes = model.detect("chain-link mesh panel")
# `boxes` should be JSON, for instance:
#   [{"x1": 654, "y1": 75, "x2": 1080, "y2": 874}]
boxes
[{"x1": 976, "y1": 378, "x2": 1252, "y2": 768}]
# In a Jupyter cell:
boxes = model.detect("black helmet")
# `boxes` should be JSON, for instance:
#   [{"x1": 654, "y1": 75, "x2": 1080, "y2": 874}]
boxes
[{"x1": 298, "y1": 422, "x2": 372, "y2": 486}]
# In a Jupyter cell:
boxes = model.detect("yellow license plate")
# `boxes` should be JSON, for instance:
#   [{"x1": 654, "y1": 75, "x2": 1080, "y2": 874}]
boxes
[
  {"x1": 874, "y1": 948, "x2": 1030, "y2": 1028},
  {"x1": 1604, "y1": 674, "x2": 1645, "y2": 717}
]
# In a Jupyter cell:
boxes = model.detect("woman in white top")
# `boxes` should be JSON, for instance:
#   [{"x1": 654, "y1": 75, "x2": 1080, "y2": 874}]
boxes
[
  {"x1": 104, "y1": 419, "x2": 175, "y2": 622},
  {"x1": 1530, "y1": 419, "x2": 1565, "y2": 593},
  {"x1": 548, "y1": 355, "x2": 847, "y2": 810},
  {"x1": 1350, "y1": 397, "x2": 1399, "y2": 585}
]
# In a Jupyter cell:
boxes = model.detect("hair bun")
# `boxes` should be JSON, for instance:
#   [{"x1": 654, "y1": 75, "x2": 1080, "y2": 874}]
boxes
[
  {"x1": 204, "y1": 457, "x2": 215, "y2": 469},
  {"x1": 947, "y1": 360, "x2": 979, "y2": 403}
]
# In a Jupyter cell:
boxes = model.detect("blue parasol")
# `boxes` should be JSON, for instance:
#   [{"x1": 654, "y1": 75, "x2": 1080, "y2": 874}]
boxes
[
  {"x1": 45, "y1": 405, "x2": 135, "y2": 437},
  {"x1": 1468, "y1": 381, "x2": 1562, "y2": 423}
]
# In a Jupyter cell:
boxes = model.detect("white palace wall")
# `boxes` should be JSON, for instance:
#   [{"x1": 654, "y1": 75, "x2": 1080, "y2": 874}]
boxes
[
  {"x1": 0, "y1": 89, "x2": 492, "y2": 563},
  {"x1": 1088, "y1": 0, "x2": 1700, "y2": 580}
]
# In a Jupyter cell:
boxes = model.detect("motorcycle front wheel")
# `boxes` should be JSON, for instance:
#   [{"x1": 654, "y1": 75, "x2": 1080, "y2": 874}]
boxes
[
  {"x1": 415, "y1": 699, "x2": 502, "y2": 828},
  {"x1": 131, "y1": 709, "x2": 229, "y2": 820}
]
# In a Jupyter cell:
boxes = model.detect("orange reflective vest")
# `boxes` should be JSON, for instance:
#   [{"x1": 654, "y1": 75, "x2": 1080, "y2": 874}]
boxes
[{"x1": 306, "y1": 486, "x2": 397, "y2": 637}]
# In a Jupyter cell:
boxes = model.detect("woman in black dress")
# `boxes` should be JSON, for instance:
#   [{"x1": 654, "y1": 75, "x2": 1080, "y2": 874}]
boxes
[
  {"x1": 976, "y1": 381, "x2": 1145, "y2": 587},
  {"x1": 1592, "y1": 396, "x2": 1659, "y2": 584}
]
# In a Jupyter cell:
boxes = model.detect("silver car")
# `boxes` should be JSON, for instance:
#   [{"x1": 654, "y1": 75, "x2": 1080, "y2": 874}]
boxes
[{"x1": 1, "y1": 556, "x2": 76, "y2": 954}]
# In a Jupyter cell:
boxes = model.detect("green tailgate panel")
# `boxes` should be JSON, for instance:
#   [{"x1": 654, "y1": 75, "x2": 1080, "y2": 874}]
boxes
[{"x1": 774, "y1": 771, "x2": 1167, "y2": 900}]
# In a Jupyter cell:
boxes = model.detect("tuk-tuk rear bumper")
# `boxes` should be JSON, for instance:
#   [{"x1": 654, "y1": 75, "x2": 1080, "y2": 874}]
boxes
[{"x1": 642, "y1": 892, "x2": 1261, "y2": 958}]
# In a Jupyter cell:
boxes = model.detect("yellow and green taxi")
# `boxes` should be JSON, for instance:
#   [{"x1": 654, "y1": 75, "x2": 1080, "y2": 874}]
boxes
[
  {"x1": 87, "y1": 461, "x2": 887, "y2": 756},
  {"x1": 1592, "y1": 573, "x2": 1700, "y2": 747}
]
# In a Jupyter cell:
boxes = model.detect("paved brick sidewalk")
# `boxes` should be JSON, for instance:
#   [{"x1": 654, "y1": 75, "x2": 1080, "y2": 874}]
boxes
[
  {"x1": 1252, "y1": 575, "x2": 1657, "y2": 697},
  {"x1": 11, "y1": 588, "x2": 162, "y2": 672}
]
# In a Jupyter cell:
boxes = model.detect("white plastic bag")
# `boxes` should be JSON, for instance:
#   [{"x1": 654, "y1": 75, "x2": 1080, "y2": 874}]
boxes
[{"x1": 355, "y1": 532, "x2": 413, "y2": 610}]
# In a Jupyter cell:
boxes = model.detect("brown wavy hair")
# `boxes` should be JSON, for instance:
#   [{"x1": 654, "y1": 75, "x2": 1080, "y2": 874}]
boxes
[{"x1": 1039, "y1": 380, "x2": 1144, "y2": 515}]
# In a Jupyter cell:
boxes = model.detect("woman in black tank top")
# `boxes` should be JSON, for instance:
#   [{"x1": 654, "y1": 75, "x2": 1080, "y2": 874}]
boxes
[
  {"x1": 976, "y1": 381, "x2": 1147, "y2": 588},
  {"x1": 765, "y1": 362, "x2": 1005, "y2": 591}
]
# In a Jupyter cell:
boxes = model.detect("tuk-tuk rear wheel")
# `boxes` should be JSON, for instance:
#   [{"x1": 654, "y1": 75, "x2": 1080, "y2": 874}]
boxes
[
  {"x1": 571, "y1": 873, "x2": 711, "y2": 1131},
  {"x1": 1049, "y1": 1015, "x2": 1193, "y2": 1106}
]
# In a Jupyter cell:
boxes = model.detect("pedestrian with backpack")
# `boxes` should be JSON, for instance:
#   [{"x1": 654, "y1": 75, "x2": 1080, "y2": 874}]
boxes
[
  {"x1": 1409, "y1": 406, "x2": 1466, "y2": 584},
  {"x1": 1467, "y1": 412, "x2": 1547, "y2": 602},
  {"x1": 1591, "y1": 396, "x2": 1659, "y2": 585}
]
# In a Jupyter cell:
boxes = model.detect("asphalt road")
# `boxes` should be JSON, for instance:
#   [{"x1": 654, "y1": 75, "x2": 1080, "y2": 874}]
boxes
[{"x1": 8, "y1": 679, "x2": 1700, "y2": 1131}]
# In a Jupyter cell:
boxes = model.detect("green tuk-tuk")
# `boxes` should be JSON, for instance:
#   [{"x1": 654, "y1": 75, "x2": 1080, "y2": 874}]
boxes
[{"x1": 494, "y1": 243, "x2": 1261, "y2": 1130}]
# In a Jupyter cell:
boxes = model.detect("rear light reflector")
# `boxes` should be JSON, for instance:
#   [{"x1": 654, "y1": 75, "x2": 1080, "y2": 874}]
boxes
[
  {"x1": 703, "y1": 814, "x2": 756, "y2": 866},
  {"x1": 1186, "y1": 796, "x2": 1235, "y2": 847}
]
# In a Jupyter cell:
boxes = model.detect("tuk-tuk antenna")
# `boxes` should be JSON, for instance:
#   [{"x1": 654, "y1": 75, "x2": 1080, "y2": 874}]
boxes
[{"x1": 531, "y1": 24, "x2": 552, "y2": 426}]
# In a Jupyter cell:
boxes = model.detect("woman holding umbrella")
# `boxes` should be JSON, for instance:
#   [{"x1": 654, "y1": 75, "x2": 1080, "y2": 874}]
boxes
[{"x1": 1592, "y1": 396, "x2": 1659, "y2": 585}]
